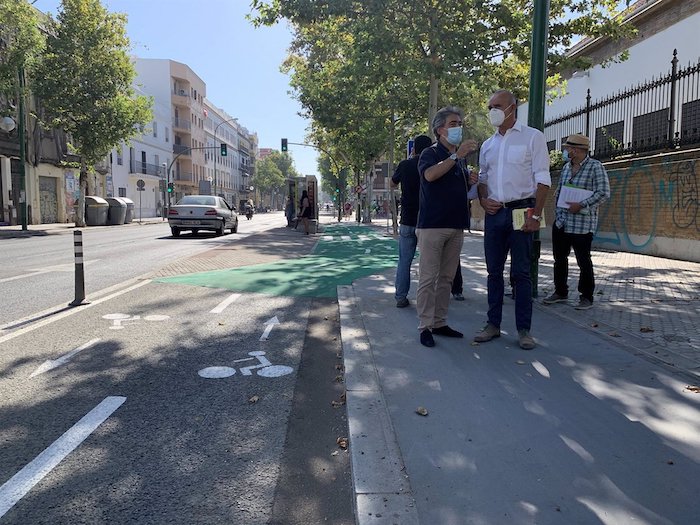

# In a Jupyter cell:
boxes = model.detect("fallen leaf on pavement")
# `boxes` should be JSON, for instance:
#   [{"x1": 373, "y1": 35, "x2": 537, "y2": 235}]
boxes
[
  {"x1": 337, "y1": 437, "x2": 348, "y2": 449},
  {"x1": 640, "y1": 326, "x2": 654, "y2": 333},
  {"x1": 331, "y1": 450, "x2": 339, "y2": 456},
  {"x1": 415, "y1": 406, "x2": 429, "y2": 416},
  {"x1": 685, "y1": 385, "x2": 700, "y2": 393},
  {"x1": 471, "y1": 341, "x2": 480, "y2": 346},
  {"x1": 218, "y1": 321, "x2": 225, "y2": 326},
  {"x1": 335, "y1": 364, "x2": 344, "y2": 371},
  {"x1": 516, "y1": 360, "x2": 527, "y2": 365},
  {"x1": 591, "y1": 322, "x2": 599, "y2": 328},
  {"x1": 334, "y1": 375, "x2": 344, "y2": 383},
  {"x1": 609, "y1": 332, "x2": 621, "y2": 337},
  {"x1": 248, "y1": 395, "x2": 259, "y2": 404}
]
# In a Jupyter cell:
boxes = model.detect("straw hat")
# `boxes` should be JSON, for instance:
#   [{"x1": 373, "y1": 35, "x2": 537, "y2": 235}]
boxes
[{"x1": 563, "y1": 133, "x2": 590, "y2": 149}]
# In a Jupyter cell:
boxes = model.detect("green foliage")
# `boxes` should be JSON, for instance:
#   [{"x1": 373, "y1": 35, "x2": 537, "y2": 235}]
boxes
[
  {"x1": 549, "y1": 149, "x2": 564, "y2": 171},
  {"x1": 32, "y1": 0, "x2": 152, "y2": 166},
  {"x1": 0, "y1": 0, "x2": 45, "y2": 97},
  {"x1": 252, "y1": 156, "x2": 286, "y2": 195}
]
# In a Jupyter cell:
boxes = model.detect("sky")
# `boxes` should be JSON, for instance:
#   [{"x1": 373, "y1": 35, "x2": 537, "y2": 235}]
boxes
[{"x1": 31, "y1": 0, "x2": 318, "y2": 177}]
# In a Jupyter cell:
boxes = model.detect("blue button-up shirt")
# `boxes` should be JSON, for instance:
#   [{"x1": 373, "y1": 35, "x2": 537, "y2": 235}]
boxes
[{"x1": 554, "y1": 156, "x2": 611, "y2": 234}]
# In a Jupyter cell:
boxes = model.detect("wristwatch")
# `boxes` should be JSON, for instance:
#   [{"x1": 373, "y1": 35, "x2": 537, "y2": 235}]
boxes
[
  {"x1": 449, "y1": 153, "x2": 458, "y2": 161},
  {"x1": 531, "y1": 214, "x2": 542, "y2": 221}
]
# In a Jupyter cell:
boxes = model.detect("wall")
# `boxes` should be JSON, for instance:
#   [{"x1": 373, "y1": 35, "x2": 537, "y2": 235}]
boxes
[{"x1": 470, "y1": 149, "x2": 700, "y2": 262}]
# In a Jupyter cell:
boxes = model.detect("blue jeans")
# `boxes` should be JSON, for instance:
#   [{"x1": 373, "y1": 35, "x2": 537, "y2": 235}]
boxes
[
  {"x1": 484, "y1": 207, "x2": 533, "y2": 332},
  {"x1": 395, "y1": 224, "x2": 417, "y2": 300}
]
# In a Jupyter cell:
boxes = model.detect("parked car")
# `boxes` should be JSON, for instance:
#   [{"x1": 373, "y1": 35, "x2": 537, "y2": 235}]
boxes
[{"x1": 168, "y1": 195, "x2": 238, "y2": 237}]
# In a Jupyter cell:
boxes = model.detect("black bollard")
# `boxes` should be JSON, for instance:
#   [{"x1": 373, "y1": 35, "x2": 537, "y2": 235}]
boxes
[{"x1": 69, "y1": 230, "x2": 90, "y2": 306}]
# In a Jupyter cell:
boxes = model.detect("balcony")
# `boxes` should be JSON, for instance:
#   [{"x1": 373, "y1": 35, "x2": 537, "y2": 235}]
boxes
[
  {"x1": 172, "y1": 89, "x2": 192, "y2": 108},
  {"x1": 172, "y1": 171, "x2": 193, "y2": 182},
  {"x1": 130, "y1": 160, "x2": 166, "y2": 176},
  {"x1": 172, "y1": 117, "x2": 191, "y2": 132},
  {"x1": 173, "y1": 144, "x2": 190, "y2": 156}
]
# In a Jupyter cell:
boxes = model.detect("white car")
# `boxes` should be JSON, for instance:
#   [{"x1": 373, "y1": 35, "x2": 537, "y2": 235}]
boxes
[{"x1": 168, "y1": 195, "x2": 238, "y2": 237}]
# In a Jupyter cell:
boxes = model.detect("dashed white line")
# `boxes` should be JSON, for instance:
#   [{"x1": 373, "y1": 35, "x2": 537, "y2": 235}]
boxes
[
  {"x1": 210, "y1": 293, "x2": 241, "y2": 314},
  {"x1": 0, "y1": 396, "x2": 127, "y2": 518}
]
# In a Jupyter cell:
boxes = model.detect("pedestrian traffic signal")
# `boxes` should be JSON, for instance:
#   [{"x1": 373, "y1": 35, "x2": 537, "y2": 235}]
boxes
[
  {"x1": 281, "y1": 138, "x2": 288, "y2": 152},
  {"x1": 220, "y1": 143, "x2": 227, "y2": 156},
  {"x1": 167, "y1": 182, "x2": 174, "y2": 193}
]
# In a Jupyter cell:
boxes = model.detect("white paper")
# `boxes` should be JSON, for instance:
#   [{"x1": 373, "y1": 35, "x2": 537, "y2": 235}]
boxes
[{"x1": 557, "y1": 184, "x2": 594, "y2": 209}]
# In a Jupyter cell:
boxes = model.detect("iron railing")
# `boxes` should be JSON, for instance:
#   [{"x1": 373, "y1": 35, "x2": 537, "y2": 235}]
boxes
[
  {"x1": 544, "y1": 50, "x2": 700, "y2": 160},
  {"x1": 130, "y1": 160, "x2": 166, "y2": 176}
]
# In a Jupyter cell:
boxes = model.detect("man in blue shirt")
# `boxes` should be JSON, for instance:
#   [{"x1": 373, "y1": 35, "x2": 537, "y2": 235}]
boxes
[
  {"x1": 416, "y1": 106, "x2": 478, "y2": 347},
  {"x1": 391, "y1": 134, "x2": 433, "y2": 308},
  {"x1": 543, "y1": 133, "x2": 610, "y2": 310}
]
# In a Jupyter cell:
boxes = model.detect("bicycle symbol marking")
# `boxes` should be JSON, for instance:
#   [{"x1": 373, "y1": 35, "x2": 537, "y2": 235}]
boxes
[
  {"x1": 102, "y1": 313, "x2": 170, "y2": 330},
  {"x1": 198, "y1": 351, "x2": 293, "y2": 379}
]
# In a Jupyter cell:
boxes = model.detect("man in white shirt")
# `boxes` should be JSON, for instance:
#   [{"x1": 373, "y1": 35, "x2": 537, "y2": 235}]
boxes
[{"x1": 475, "y1": 89, "x2": 551, "y2": 350}]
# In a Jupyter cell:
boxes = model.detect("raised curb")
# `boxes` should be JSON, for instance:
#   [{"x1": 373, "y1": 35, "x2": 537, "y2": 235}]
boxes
[{"x1": 338, "y1": 285, "x2": 419, "y2": 525}]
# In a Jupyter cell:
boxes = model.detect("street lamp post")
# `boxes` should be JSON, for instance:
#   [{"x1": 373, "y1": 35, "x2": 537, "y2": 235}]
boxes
[
  {"x1": 213, "y1": 117, "x2": 238, "y2": 198},
  {"x1": 161, "y1": 162, "x2": 167, "y2": 220}
]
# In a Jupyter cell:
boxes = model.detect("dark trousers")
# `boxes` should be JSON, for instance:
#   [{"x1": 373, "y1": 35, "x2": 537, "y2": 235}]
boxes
[
  {"x1": 484, "y1": 207, "x2": 533, "y2": 332},
  {"x1": 451, "y1": 263, "x2": 462, "y2": 295},
  {"x1": 552, "y1": 224, "x2": 595, "y2": 302}
]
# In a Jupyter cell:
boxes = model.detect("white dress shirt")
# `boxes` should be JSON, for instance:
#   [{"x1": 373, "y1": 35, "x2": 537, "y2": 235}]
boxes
[{"x1": 478, "y1": 119, "x2": 551, "y2": 203}]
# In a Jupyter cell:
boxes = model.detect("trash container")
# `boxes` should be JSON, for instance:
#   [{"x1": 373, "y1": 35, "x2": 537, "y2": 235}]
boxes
[
  {"x1": 85, "y1": 196, "x2": 109, "y2": 226},
  {"x1": 122, "y1": 197, "x2": 135, "y2": 223},
  {"x1": 106, "y1": 197, "x2": 127, "y2": 225}
]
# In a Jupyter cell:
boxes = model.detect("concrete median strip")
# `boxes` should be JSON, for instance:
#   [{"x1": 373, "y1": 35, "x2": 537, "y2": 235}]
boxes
[{"x1": 338, "y1": 285, "x2": 419, "y2": 524}]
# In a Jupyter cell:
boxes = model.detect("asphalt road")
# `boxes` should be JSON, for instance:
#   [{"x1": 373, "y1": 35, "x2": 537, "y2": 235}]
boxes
[{"x1": 0, "y1": 213, "x2": 353, "y2": 524}]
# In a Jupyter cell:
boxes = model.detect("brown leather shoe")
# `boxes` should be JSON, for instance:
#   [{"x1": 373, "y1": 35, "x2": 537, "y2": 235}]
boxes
[
  {"x1": 518, "y1": 330, "x2": 535, "y2": 350},
  {"x1": 474, "y1": 323, "x2": 500, "y2": 343}
]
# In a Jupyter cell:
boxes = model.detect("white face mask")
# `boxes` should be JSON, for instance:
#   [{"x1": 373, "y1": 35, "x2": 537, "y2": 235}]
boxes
[
  {"x1": 562, "y1": 149, "x2": 571, "y2": 162},
  {"x1": 488, "y1": 104, "x2": 513, "y2": 127},
  {"x1": 446, "y1": 126, "x2": 462, "y2": 145}
]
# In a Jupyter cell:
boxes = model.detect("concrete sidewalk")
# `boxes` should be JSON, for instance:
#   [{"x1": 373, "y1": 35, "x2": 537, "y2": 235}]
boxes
[
  {"x1": 0, "y1": 217, "x2": 166, "y2": 238},
  {"x1": 340, "y1": 228, "x2": 700, "y2": 524}
]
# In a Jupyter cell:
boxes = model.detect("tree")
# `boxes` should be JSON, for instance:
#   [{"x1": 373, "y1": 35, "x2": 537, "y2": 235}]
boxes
[
  {"x1": 33, "y1": 0, "x2": 152, "y2": 227},
  {"x1": 0, "y1": 0, "x2": 44, "y2": 98},
  {"x1": 252, "y1": 156, "x2": 285, "y2": 198},
  {"x1": 251, "y1": 0, "x2": 633, "y2": 136}
]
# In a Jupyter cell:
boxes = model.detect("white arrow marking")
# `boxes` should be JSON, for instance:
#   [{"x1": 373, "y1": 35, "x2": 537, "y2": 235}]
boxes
[
  {"x1": 30, "y1": 338, "x2": 101, "y2": 378},
  {"x1": 210, "y1": 293, "x2": 241, "y2": 314},
  {"x1": 260, "y1": 316, "x2": 280, "y2": 341},
  {"x1": 0, "y1": 396, "x2": 126, "y2": 518},
  {"x1": 365, "y1": 248, "x2": 371, "y2": 254}
]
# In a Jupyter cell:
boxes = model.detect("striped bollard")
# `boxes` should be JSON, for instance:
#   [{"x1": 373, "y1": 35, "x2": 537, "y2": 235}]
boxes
[{"x1": 69, "y1": 230, "x2": 89, "y2": 306}]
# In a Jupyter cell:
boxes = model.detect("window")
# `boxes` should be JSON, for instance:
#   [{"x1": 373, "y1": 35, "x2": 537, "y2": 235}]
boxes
[
  {"x1": 154, "y1": 154, "x2": 160, "y2": 169},
  {"x1": 141, "y1": 151, "x2": 147, "y2": 174},
  {"x1": 165, "y1": 127, "x2": 169, "y2": 143},
  {"x1": 118, "y1": 187, "x2": 126, "y2": 197},
  {"x1": 117, "y1": 147, "x2": 123, "y2": 166},
  {"x1": 153, "y1": 121, "x2": 158, "y2": 138}
]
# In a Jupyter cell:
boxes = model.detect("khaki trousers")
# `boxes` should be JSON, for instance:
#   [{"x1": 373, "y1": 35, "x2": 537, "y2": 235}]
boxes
[{"x1": 416, "y1": 228, "x2": 464, "y2": 331}]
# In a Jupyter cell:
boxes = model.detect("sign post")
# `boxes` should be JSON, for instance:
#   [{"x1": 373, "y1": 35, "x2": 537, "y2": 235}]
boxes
[{"x1": 136, "y1": 179, "x2": 145, "y2": 223}]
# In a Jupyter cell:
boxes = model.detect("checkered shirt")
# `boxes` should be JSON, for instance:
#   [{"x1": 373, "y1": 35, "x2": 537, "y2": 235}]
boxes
[{"x1": 554, "y1": 156, "x2": 610, "y2": 234}]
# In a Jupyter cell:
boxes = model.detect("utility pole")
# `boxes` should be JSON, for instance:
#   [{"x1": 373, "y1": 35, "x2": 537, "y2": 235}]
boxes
[
  {"x1": 18, "y1": 68, "x2": 27, "y2": 230},
  {"x1": 528, "y1": 0, "x2": 550, "y2": 297}
]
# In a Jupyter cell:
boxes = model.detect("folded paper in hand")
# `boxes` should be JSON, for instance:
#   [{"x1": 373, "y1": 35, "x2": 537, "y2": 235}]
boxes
[
  {"x1": 512, "y1": 208, "x2": 546, "y2": 230},
  {"x1": 557, "y1": 184, "x2": 593, "y2": 209}
]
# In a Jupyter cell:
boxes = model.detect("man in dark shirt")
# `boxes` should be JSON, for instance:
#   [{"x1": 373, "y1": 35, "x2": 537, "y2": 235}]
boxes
[
  {"x1": 391, "y1": 135, "x2": 433, "y2": 308},
  {"x1": 416, "y1": 106, "x2": 478, "y2": 347}
]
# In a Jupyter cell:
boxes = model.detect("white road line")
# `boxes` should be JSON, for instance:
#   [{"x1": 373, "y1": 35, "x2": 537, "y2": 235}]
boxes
[
  {"x1": 0, "y1": 396, "x2": 126, "y2": 518},
  {"x1": 210, "y1": 293, "x2": 241, "y2": 314},
  {"x1": 0, "y1": 280, "x2": 150, "y2": 344},
  {"x1": 30, "y1": 338, "x2": 101, "y2": 378},
  {"x1": 260, "y1": 316, "x2": 280, "y2": 341},
  {"x1": 0, "y1": 261, "x2": 98, "y2": 284}
]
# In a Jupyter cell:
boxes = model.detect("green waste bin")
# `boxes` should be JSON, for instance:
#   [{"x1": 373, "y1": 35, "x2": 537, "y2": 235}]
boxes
[{"x1": 85, "y1": 196, "x2": 109, "y2": 226}]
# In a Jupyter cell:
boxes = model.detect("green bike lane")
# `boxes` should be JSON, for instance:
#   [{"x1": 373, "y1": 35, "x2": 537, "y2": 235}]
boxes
[{"x1": 155, "y1": 224, "x2": 398, "y2": 297}]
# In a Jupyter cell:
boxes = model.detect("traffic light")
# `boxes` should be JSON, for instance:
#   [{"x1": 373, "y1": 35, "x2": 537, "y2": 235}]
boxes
[
  {"x1": 167, "y1": 182, "x2": 174, "y2": 193},
  {"x1": 281, "y1": 138, "x2": 288, "y2": 152},
  {"x1": 220, "y1": 143, "x2": 227, "y2": 156}
]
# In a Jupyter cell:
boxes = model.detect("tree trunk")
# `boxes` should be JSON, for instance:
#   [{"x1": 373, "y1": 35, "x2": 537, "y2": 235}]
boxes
[
  {"x1": 75, "y1": 160, "x2": 87, "y2": 227},
  {"x1": 428, "y1": 72, "x2": 439, "y2": 139}
]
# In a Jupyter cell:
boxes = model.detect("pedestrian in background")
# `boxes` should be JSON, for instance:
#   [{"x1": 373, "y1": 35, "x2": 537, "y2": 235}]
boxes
[
  {"x1": 415, "y1": 106, "x2": 478, "y2": 347},
  {"x1": 299, "y1": 190, "x2": 312, "y2": 234},
  {"x1": 475, "y1": 89, "x2": 551, "y2": 350},
  {"x1": 543, "y1": 133, "x2": 610, "y2": 310},
  {"x1": 391, "y1": 134, "x2": 433, "y2": 308}
]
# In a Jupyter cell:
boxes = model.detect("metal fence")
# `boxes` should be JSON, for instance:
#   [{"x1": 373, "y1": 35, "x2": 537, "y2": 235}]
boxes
[{"x1": 544, "y1": 50, "x2": 700, "y2": 160}]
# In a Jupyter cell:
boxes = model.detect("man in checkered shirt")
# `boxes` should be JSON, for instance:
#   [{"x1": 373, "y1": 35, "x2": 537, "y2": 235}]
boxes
[{"x1": 543, "y1": 133, "x2": 611, "y2": 310}]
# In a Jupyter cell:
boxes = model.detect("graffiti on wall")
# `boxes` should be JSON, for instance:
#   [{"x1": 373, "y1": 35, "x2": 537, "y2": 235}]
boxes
[{"x1": 595, "y1": 158, "x2": 699, "y2": 249}]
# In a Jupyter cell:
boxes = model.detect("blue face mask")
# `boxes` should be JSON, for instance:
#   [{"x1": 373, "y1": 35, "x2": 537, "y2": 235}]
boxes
[
  {"x1": 562, "y1": 149, "x2": 571, "y2": 162},
  {"x1": 446, "y1": 126, "x2": 462, "y2": 146}
]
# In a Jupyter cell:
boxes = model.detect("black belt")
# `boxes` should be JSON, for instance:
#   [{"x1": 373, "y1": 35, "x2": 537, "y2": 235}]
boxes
[{"x1": 503, "y1": 198, "x2": 535, "y2": 209}]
